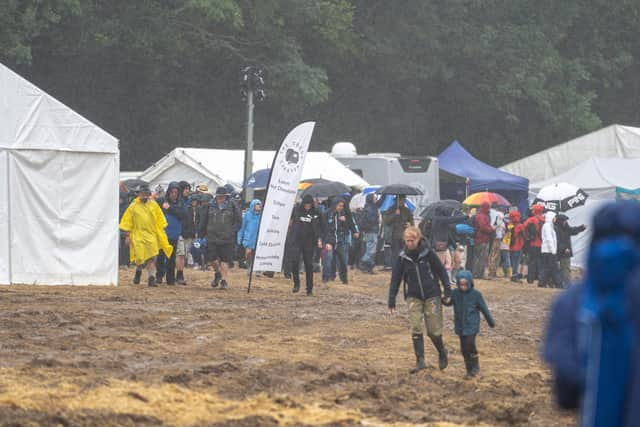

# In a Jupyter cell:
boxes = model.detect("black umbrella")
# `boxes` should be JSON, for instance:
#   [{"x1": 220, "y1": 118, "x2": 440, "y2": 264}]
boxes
[
  {"x1": 375, "y1": 183, "x2": 423, "y2": 196},
  {"x1": 300, "y1": 181, "x2": 350, "y2": 198},
  {"x1": 420, "y1": 200, "x2": 463, "y2": 219},
  {"x1": 122, "y1": 178, "x2": 148, "y2": 193}
]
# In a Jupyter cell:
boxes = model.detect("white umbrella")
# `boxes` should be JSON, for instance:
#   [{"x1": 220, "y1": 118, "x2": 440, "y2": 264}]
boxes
[{"x1": 534, "y1": 182, "x2": 588, "y2": 212}]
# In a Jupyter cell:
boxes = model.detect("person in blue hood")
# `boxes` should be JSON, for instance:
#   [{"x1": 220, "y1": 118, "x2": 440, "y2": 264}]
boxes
[
  {"x1": 157, "y1": 181, "x2": 186, "y2": 285},
  {"x1": 543, "y1": 201, "x2": 640, "y2": 427},
  {"x1": 237, "y1": 199, "x2": 262, "y2": 272},
  {"x1": 444, "y1": 270, "x2": 495, "y2": 377}
]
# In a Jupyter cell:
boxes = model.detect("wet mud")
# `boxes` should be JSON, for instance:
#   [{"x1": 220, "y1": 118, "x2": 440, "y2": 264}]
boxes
[{"x1": 0, "y1": 267, "x2": 575, "y2": 426}]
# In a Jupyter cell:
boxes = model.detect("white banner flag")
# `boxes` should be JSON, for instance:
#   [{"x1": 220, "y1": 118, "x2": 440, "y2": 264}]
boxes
[{"x1": 253, "y1": 122, "x2": 315, "y2": 272}]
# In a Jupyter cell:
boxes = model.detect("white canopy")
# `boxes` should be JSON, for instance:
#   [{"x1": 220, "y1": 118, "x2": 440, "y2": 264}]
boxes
[
  {"x1": 139, "y1": 147, "x2": 369, "y2": 190},
  {"x1": 0, "y1": 63, "x2": 119, "y2": 285},
  {"x1": 529, "y1": 157, "x2": 640, "y2": 269},
  {"x1": 531, "y1": 157, "x2": 640, "y2": 198},
  {"x1": 502, "y1": 124, "x2": 640, "y2": 183}
]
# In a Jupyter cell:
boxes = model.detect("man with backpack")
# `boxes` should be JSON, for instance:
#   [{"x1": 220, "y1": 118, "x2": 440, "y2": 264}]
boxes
[{"x1": 523, "y1": 204, "x2": 545, "y2": 285}]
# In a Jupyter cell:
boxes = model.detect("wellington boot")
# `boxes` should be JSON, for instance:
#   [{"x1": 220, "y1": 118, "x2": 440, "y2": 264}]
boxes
[
  {"x1": 410, "y1": 334, "x2": 426, "y2": 374},
  {"x1": 469, "y1": 355, "x2": 480, "y2": 377},
  {"x1": 148, "y1": 276, "x2": 157, "y2": 287},
  {"x1": 133, "y1": 268, "x2": 142, "y2": 285},
  {"x1": 428, "y1": 334, "x2": 448, "y2": 370}
]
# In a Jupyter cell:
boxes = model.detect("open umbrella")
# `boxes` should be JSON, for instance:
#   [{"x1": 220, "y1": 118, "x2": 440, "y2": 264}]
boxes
[
  {"x1": 420, "y1": 200, "x2": 463, "y2": 219},
  {"x1": 534, "y1": 183, "x2": 588, "y2": 212},
  {"x1": 122, "y1": 178, "x2": 148, "y2": 192},
  {"x1": 300, "y1": 180, "x2": 350, "y2": 198},
  {"x1": 375, "y1": 183, "x2": 423, "y2": 196},
  {"x1": 463, "y1": 192, "x2": 510, "y2": 207},
  {"x1": 245, "y1": 168, "x2": 270, "y2": 189}
]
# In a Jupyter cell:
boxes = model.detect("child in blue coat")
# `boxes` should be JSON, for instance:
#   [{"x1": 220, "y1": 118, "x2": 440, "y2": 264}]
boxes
[{"x1": 445, "y1": 270, "x2": 495, "y2": 377}]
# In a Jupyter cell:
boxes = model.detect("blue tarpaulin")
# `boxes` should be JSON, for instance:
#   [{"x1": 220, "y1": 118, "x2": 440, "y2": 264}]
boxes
[{"x1": 438, "y1": 140, "x2": 530, "y2": 212}]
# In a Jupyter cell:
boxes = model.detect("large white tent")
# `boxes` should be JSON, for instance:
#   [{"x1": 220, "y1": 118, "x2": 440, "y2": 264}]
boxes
[
  {"x1": 530, "y1": 157, "x2": 640, "y2": 268},
  {"x1": 502, "y1": 124, "x2": 640, "y2": 183},
  {"x1": 0, "y1": 63, "x2": 119, "y2": 285},
  {"x1": 139, "y1": 147, "x2": 369, "y2": 190}
]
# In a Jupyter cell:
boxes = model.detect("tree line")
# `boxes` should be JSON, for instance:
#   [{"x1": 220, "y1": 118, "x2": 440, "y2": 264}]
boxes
[{"x1": 2, "y1": 0, "x2": 640, "y2": 169}]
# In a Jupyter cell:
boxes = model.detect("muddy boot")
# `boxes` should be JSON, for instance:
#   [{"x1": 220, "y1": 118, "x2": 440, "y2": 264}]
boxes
[
  {"x1": 176, "y1": 270, "x2": 186, "y2": 286},
  {"x1": 211, "y1": 271, "x2": 221, "y2": 288},
  {"x1": 470, "y1": 355, "x2": 480, "y2": 377},
  {"x1": 148, "y1": 275, "x2": 157, "y2": 287},
  {"x1": 306, "y1": 289, "x2": 313, "y2": 296},
  {"x1": 429, "y1": 334, "x2": 448, "y2": 370},
  {"x1": 463, "y1": 354, "x2": 473, "y2": 378},
  {"x1": 410, "y1": 334, "x2": 427, "y2": 373},
  {"x1": 133, "y1": 268, "x2": 142, "y2": 285},
  {"x1": 292, "y1": 283, "x2": 300, "y2": 293},
  {"x1": 220, "y1": 279, "x2": 228, "y2": 290}
]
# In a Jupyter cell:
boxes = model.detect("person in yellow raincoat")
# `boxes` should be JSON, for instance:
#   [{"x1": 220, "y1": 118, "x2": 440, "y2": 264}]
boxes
[{"x1": 119, "y1": 184, "x2": 173, "y2": 286}]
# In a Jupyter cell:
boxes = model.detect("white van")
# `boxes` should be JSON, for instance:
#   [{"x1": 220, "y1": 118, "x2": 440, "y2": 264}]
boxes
[{"x1": 331, "y1": 142, "x2": 440, "y2": 213}]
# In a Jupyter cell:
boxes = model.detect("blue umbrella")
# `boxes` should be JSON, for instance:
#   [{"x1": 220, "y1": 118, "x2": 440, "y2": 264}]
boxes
[{"x1": 245, "y1": 168, "x2": 270, "y2": 189}]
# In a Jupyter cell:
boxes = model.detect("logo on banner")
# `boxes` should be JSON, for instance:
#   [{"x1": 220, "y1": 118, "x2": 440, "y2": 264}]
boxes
[{"x1": 279, "y1": 141, "x2": 303, "y2": 173}]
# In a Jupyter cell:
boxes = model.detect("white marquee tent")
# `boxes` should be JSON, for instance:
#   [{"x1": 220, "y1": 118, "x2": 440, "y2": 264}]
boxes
[
  {"x1": 530, "y1": 157, "x2": 640, "y2": 268},
  {"x1": 0, "y1": 63, "x2": 119, "y2": 285},
  {"x1": 139, "y1": 147, "x2": 369, "y2": 191},
  {"x1": 502, "y1": 124, "x2": 640, "y2": 183}
]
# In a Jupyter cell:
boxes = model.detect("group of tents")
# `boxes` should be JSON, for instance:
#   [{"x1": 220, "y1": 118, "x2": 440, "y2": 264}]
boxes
[{"x1": 1, "y1": 61, "x2": 639, "y2": 285}]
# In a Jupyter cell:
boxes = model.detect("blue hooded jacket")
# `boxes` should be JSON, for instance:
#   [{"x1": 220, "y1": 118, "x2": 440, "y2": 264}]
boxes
[
  {"x1": 543, "y1": 202, "x2": 640, "y2": 427},
  {"x1": 159, "y1": 181, "x2": 186, "y2": 241},
  {"x1": 445, "y1": 270, "x2": 495, "y2": 335},
  {"x1": 237, "y1": 199, "x2": 262, "y2": 250}
]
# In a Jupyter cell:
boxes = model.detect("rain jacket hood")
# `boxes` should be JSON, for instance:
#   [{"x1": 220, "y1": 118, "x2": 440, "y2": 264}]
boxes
[
  {"x1": 456, "y1": 270, "x2": 474, "y2": 290},
  {"x1": 237, "y1": 199, "x2": 262, "y2": 250}
]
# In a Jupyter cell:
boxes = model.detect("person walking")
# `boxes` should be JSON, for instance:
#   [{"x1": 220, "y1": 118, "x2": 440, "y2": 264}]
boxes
[
  {"x1": 487, "y1": 207, "x2": 505, "y2": 278},
  {"x1": 157, "y1": 182, "x2": 187, "y2": 285},
  {"x1": 554, "y1": 214, "x2": 586, "y2": 288},
  {"x1": 204, "y1": 186, "x2": 242, "y2": 289},
  {"x1": 444, "y1": 270, "x2": 495, "y2": 377},
  {"x1": 119, "y1": 184, "x2": 173, "y2": 287},
  {"x1": 382, "y1": 195, "x2": 414, "y2": 270},
  {"x1": 237, "y1": 199, "x2": 262, "y2": 273},
  {"x1": 321, "y1": 197, "x2": 358, "y2": 284},
  {"x1": 507, "y1": 210, "x2": 526, "y2": 282},
  {"x1": 388, "y1": 226, "x2": 452, "y2": 373},
  {"x1": 524, "y1": 204, "x2": 544, "y2": 284},
  {"x1": 289, "y1": 194, "x2": 322, "y2": 295},
  {"x1": 472, "y1": 202, "x2": 494, "y2": 279},
  {"x1": 540, "y1": 211, "x2": 561, "y2": 288},
  {"x1": 358, "y1": 193, "x2": 380, "y2": 274}
]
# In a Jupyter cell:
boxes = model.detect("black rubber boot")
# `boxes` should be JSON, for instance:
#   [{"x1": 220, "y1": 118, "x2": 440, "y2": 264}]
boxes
[
  {"x1": 470, "y1": 355, "x2": 480, "y2": 377},
  {"x1": 410, "y1": 334, "x2": 427, "y2": 373},
  {"x1": 220, "y1": 279, "x2": 228, "y2": 290},
  {"x1": 133, "y1": 268, "x2": 142, "y2": 285},
  {"x1": 463, "y1": 354, "x2": 473, "y2": 378},
  {"x1": 211, "y1": 271, "x2": 221, "y2": 288},
  {"x1": 429, "y1": 334, "x2": 448, "y2": 370},
  {"x1": 176, "y1": 270, "x2": 186, "y2": 285},
  {"x1": 148, "y1": 276, "x2": 157, "y2": 287},
  {"x1": 292, "y1": 284, "x2": 300, "y2": 293}
]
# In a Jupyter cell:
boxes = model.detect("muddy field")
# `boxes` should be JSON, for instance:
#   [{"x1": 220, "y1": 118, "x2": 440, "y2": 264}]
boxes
[{"x1": 0, "y1": 266, "x2": 575, "y2": 426}]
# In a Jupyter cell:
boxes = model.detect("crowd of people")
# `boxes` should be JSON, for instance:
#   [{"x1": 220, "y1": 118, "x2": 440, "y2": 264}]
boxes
[
  {"x1": 118, "y1": 180, "x2": 587, "y2": 293},
  {"x1": 421, "y1": 200, "x2": 587, "y2": 289}
]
